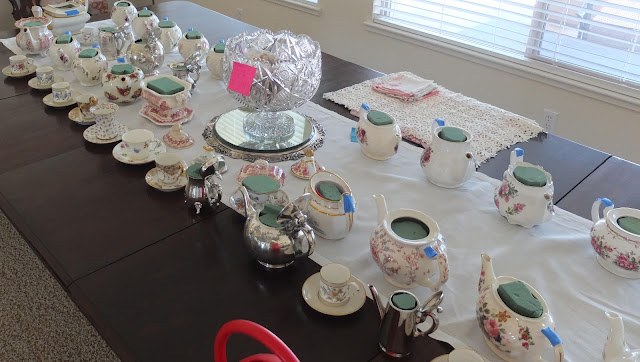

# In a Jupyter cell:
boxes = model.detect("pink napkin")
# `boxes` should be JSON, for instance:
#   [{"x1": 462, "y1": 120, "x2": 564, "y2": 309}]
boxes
[{"x1": 371, "y1": 73, "x2": 438, "y2": 102}]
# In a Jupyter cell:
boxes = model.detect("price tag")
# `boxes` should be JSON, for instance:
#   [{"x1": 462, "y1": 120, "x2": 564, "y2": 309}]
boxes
[{"x1": 227, "y1": 62, "x2": 256, "y2": 96}]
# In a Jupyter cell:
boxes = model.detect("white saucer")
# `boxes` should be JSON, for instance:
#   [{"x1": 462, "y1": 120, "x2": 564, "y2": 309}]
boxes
[
  {"x1": 301, "y1": 272, "x2": 366, "y2": 316},
  {"x1": 28, "y1": 75, "x2": 63, "y2": 90},
  {"x1": 2, "y1": 64, "x2": 36, "y2": 78},
  {"x1": 112, "y1": 141, "x2": 167, "y2": 165},
  {"x1": 83, "y1": 123, "x2": 129, "y2": 144},
  {"x1": 43, "y1": 90, "x2": 81, "y2": 107},
  {"x1": 68, "y1": 107, "x2": 96, "y2": 126},
  {"x1": 145, "y1": 168, "x2": 187, "y2": 192}
]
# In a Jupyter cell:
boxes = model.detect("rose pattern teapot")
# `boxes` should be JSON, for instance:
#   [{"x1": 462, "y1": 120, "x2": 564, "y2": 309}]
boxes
[
  {"x1": 102, "y1": 58, "x2": 145, "y2": 103},
  {"x1": 49, "y1": 31, "x2": 81, "y2": 71},
  {"x1": 15, "y1": 14, "x2": 54, "y2": 56}
]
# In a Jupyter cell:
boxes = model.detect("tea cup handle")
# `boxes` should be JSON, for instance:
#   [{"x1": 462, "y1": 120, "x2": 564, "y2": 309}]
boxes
[
  {"x1": 346, "y1": 281, "x2": 360, "y2": 298},
  {"x1": 25, "y1": 58, "x2": 34, "y2": 66},
  {"x1": 149, "y1": 139, "x2": 162, "y2": 151}
]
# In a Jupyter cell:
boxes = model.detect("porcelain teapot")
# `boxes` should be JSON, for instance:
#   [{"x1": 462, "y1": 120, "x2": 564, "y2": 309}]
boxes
[
  {"x1": 369, "y1": 285, "x2": 443, "y2": 357},
  {"x1": 494, "y1": 148, "x2": 554, "y2": 228},
  {"x1": 15, "y1": 14, "x2": 54, "y2": 56},
  {"x1": 356, "y1": 103, "x2": 402, "y2": 160},
  {"x1": 72, "y1": 44, "x2": 108, "y2": 86},
  {"x1": 131, "y1": 7, "x2": 159, "y2": 39},
  {"x1": 49, "y1": 31, "x2": 80, "y2": 70},
  {"x1": 184, "y1": 160, "x2": 222, "y2": 214},
  {"x1": 127, "y1": 21, "x2": 165, "y2": 76},
  {"x1": 111, "y1": 0, "x2": 137, "y2": 27},
  {"x1": 590, "y1": 198, "x2": 640, "y2": 279},
  {"x1": 370, "y1": 194, "x2": 448, "y2": 290},
  {"x1": 604, "y1": 311, "x2": 640, "y2": 362},
  {"x1": 240, "y1": 186, "x2": 315, "y2": 269},
  {"x1": 158, "y1": 17, "x2": 182, "y2": 53},
  {"x1": 420, "y1": 118, "x2": 475, "y2": 188},
  {"x1": 478, "y1": 253, "x2": 564, "y2": 362},
  {"x1": 303, "y1": 171, "x2": 356, "y2": 240},
  {"x1": 102, "y1": 58, "x2": 145, "y2": 103},
  {"x1": 178, "y1": 28, "x2": 210, "y2": 64}
]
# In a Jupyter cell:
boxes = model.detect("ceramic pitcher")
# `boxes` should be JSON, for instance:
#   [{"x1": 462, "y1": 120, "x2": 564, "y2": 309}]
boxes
[
  {"x1": 420, "y1": 118, "x2": 475, "y2": 188},
  {"x1": 15, "y1": 15, "x2": 54, "y2": 56},
  {"x1": 494, "y1": 148, "x2": 554, "y2": 228},
  {"x1": 370, "y1": 194, "x2": 448, "y2": 290},
  {"x1": 303, "y1": 171, "x2": 355, "y2": 240},
  {"x1": 478, "y1": 253, "x2": 564, "y2": 362},
  {"x1": 49, "y1": 31, "x2": 80, "y2": 71},
  {"x1": 356, "y1": 103, "x2": 402, "y2": 160},
  {"x1": 590, "y1": 198, "x2": 640, "y2": 279}
]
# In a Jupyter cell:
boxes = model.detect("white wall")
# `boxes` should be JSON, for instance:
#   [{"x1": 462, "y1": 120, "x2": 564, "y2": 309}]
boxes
[
  {"x1": 1, "y1": 2, "x2": 15, "y2": 32},
  {"x1": 189, "y1": 0, "x2": 640, "y2": 164}
]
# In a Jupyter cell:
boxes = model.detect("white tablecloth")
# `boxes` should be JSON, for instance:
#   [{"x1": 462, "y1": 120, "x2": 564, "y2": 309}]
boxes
[{"x1": 3, "y1": 21, "x2": 638, "y2": 361}]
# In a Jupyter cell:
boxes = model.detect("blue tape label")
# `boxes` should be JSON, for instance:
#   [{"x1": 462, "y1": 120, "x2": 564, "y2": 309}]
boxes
[
  {"x1": 342, "y1": 194, "x2": 355, "y2": 213},
  {"x1": 424, "y1": 246, "x2": 438, "y2": 258},
  {"x1": 351, "y1": 128, "x2": 357, "y2": 143},
  {"x1": 598, "y1": 197, "x2": 613, "y2": 207},
  {"x1": 515, "y1": 147, "x2": 524, "y2": 157},
  {"x1": 435, "y1": 118, "x2": 445, "y2": 127},
  {"x1": 361, "y1": 103, "x2": 371, "y2": 111},
  {"x1": 541, "y1": 327, "x2": 562, "y2": 346},
  {"x1": 65, "y1": 9, "x2": 79, "y2": 15}
]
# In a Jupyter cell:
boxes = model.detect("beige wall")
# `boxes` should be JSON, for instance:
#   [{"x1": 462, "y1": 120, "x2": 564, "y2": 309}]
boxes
[
  {"x1": 189, "y1": 0, "x2": 640, "y2": 164},
  {"x1": 1, "y1": 2, "x2": 15, "y2": 32}
]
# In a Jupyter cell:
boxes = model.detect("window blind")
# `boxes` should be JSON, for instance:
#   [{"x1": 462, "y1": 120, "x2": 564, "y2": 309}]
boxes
[{"x1": 373, "y1": 0, "x2": 640, "y2": 88}]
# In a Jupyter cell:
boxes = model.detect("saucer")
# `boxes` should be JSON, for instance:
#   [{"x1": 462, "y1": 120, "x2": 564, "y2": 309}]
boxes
[
  {"x1": 139, "y1": 103, "x2": 194, "y2": 126},
  {"x1": 43, "y1": 90, "x2": 81, "y2": 108},
  {"x1": 83, "y1": 123, "x2": 129, "y2": 144},
  {"x1": 2, "y1": 64, "x2": 36, "y2": 78},
  {"x1": 145, "y1": 168, "x2": 188, "y2": 192},
  {"x1": 301, "y1": 272, "x2": 366, "y2": 316},
  {"x1": 68, "y1": 107, "x2": 96, "y2": 126},
  {"x1": 112, "y1": 141, "x2": 167, "y2": 165},
  {"x1": 28, "y1": 75, "x2": 63, "y2": 90}
]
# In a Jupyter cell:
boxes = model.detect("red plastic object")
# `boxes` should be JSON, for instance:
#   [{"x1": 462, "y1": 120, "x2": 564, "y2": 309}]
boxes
[{"x1": 214, "y1": 319, "x2": 300, "y2": 362}]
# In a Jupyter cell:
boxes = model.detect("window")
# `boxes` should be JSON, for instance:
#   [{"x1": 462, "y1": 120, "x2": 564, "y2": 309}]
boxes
[{"x1": 372, "y1": 0, "x2": 640, "y2": 90}]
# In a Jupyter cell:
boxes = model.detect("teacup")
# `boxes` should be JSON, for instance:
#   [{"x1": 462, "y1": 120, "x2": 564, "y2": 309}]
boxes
[
  {"x1": 121, "y1": 129, "x2": 161, "y2": 160},
  {"x1": 90, "y1": 102, "x2": 119, "y2": 139},
  {"x1": 318, "y1": 263, "x2": 360, "y2": 306},
  {"x1": 51, "y1": 82, "x2": 72, "y2": 103},
  {"x1": 36, "y1": 66, "x2": 54, "y2": 86},
  {"x1": 155, "y1": 152, "x2": 186, "y2": 184},
  {"x1": 77, "y1": 94, "x2": 98, "y2": 119},
  {"x1": 241, "y1": 174, "x2": 288, "y2": 207},
  {"x1": 9, "y1": 55, "x2": 33, "y2": 74}
]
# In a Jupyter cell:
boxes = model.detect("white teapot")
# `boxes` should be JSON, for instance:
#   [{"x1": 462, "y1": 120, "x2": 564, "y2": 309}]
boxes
[
  {"x1": 131, "y1": 7, "x2": 159, "y2": 39},
  {"x1": 206, "y1": 39, "x2": 225, "y2": 79},
  {"x1": 356, "y1": 103, "x2": 401, "y2": 160},
  {"x1": 158, "y1": 17, "x2": 182, "y2": 53},
  {"x1": 604, "y1": 311, "x2": 640, "y2": 361},
  {"x1": 72, "y1": 45, "x2": 108, "y2": 86},
  {"x1": 590, "y1": 198, "x2": 640, "y2": 278},
  {"x1": 111, "y1": 0, "x2": 137, "y2": 27},
  {"x1": 102, "y1": 58, "x2": 145, "y2": 103},
  {"x1": 49, "y1": 31, "x2": 80, "y2": 70},
  {"x1": 478, "y1": 253, "x2": 564, "y2": 362},
  {"x1": 15, "y1": 14, "x2": 54, "y2": 56},
  {"x1": 370, "y1": 194, "x2": 448, "y2": 290},
  {"x1": 420, "y1": 118, "x2": 475, "y2": 188},
  {"x1": 494, "y1": 148, "x2": 554, "y2": 228},
  {"x1": 303, "y1": 171, "x2": 355, "y2": 240},
  {"x1": 178, "y1": 28, "x2": 209, "y2": 64}
]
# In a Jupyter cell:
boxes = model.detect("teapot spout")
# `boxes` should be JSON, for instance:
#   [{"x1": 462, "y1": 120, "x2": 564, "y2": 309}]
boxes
[
  {"x1": 604, "y1": 311, "x2": 628, "y2": 360},
  {"x1": 239, "y1": 186, "x2": 258, "y2": 219},
  {"x1": 479, "y1": 253, "x2": 496, "y2": 294},
  {"x1": 368, "y1": 284, "x2": 385, "y2": 320},
  {"x1": 373, "y1": 194, "x2": 388, "y2": 224}
]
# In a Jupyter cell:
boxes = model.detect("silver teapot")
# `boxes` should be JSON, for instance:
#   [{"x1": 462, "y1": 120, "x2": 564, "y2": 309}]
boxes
[
  {"x1": 239, "y1": 187, "x2": 315, "y2": 269},
  {"x1": 369, "y1": 285, "x2": 444, "y2": 357},
  {"x1": 99, "y1": 24, "x2": 134, "y2": 60},
  {"x1": 127, "y1": 20, "x2": 164, "y2": 75},
  {"x1": 184, "y1": 160, "x2": 222, "y2": 214}
]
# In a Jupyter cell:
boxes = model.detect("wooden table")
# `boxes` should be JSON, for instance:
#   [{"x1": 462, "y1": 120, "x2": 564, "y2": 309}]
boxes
[{"x1": 0, "y1": 2, "x2": 632, "y2": 360}]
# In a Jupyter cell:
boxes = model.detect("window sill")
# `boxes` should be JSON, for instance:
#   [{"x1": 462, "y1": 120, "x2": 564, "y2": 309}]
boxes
[
  {"x1": 364, "y1": 19, "x2": 640, "y2": 112},
  {"x1": 262, "y1": 0, "x2": 321, "y2": 16}
]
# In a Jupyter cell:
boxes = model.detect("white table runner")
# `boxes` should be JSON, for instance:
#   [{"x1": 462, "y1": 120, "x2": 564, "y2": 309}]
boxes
[{"x1": 3, "y1": 23, "x2": 638, "y2": 361}]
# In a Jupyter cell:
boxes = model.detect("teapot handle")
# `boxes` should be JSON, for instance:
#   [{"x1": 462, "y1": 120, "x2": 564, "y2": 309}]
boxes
[
  {"x1": 591, "y1": 198, "x2": 614, "y2": 223},
  {"x1": 204, "y1": 176, "x2": 222, "y2": 207},
  {"x1": 510, "y1": 148, "x2": 524, "y2": 169},
  {"x1": 414, "y1": 312, "x2": 440, "y2": 338},
  {"x1": 541, "y1": 327, "x2": 564, "y2": 362},
  {"x1": 432, "y1": 118, "x2": 445, "y2": 132},
  {"x1": 295, "y1": 225, "x2": 315, "y2": 258},
  {"x1": 418, "y1": 240, "x2": 449, "y2": 291}
]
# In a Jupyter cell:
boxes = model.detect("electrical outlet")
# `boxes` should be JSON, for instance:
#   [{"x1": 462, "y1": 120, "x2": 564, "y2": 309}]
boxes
[
  {"x1": 541, "y1": 109, "x2": 558, "y2": 134},
  {"x1": 235, "y1": 8, "x2": 244, "y2": 21}
]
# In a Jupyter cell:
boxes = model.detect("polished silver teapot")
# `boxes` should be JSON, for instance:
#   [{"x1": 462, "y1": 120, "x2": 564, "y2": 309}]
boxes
[
  {"x1": 99, "y1": 24, "x2": 134, "y2": 60},
  {"x1": 184, "y1": 160, "x2": 222, "y2": 214},
  {"x1": 239, "y1": 187, "x2": 315, "y2": 269},
  {"x1": 127, "y1": 20, "x2": 164, "y2": 75}
]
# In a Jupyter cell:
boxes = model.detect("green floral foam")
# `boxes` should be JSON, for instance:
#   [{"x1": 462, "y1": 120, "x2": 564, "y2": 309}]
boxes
[
  {"x1": 497, "y1": 281, "x2": 543, "y2": 318},
  {"x1": 366, "y1": 110, "x2": 393, "y2": 126},
  {"x1": 391, "y1": 217, "x2": 429, "y2": 240},
  {"x1": 513, "y1": 166, "x2": 547, "y2": 187},
  {"x1": 242, "y1": 175, "x2": 280, "y2": 194},
  {"x1": 259, "y1": 204, "x2": 285, "y2": 229},
  {"x1": 618, "y1": 217, "x2": 640, "y2": 235},
  {"x1": 438, "y1": 127, "x2": 467, "y2": 142}
]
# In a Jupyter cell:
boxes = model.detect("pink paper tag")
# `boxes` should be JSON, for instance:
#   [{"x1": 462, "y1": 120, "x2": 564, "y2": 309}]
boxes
[{"x1": 227, "y1": 62, "x2": 257, "y2": 96}]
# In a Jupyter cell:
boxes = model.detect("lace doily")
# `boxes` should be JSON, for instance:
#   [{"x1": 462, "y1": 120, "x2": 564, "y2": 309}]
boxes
[{"x1": 323, "y1": 72, "x2": 543, "y2": 165}]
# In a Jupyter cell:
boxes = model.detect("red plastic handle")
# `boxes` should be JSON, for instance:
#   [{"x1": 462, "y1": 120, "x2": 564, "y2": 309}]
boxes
[{"x1": 213, "y1": 320, "x2": 300, "y2": 362}]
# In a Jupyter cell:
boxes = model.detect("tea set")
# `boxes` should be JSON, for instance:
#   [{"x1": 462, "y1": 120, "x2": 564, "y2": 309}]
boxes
[{"x1": 302, "y1": 263, "x2": 366, "y2": 316}]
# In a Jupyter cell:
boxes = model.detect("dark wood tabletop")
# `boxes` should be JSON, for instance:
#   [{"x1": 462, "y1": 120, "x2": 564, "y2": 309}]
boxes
[{"x1": 0, "y1": 1, "x2": 635, "y2": 361}]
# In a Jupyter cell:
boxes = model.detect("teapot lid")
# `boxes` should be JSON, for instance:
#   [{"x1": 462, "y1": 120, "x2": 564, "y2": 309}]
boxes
[
  {"x1": 618, "y1": 216, "x2": 640, "y2": 235},
  {"x1": 513, "y1": 166, "x2": 547, "y2": 187}
]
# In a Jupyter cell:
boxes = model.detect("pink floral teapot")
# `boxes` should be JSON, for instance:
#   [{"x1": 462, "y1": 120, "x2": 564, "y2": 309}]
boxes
[
  {"x1": 478, "y1": 253, "x2": 564, "y2": 362},
  {"x1": 15, "y1": 13, "x2": 54, "y2": 56}
]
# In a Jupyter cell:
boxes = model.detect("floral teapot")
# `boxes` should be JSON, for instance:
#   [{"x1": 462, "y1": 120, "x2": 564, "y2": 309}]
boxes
[
  {"x1": 478, "y1": 253, "x2": 564, "y2": 362},
  {"x1": 72, "y1": 44, "x2": 108, "y2": 86},
  {"x1": 49, "y1": 31, "x2": 80, "y2": 70},
  {"x1": 158, "y1": 17, "x2": 182, "y2": 53},
  {"x1": 15, "y1": 14, "x2": 54, "y2": 56},
  {"x1": 420, "y1": 118, "x2": 476, "y2": 188},
  {"x1": 111, "y1": 0, "x2": 137, "y2": 27},
  {"x1": 131, "y1": 7, "x2": 159, "y2": 39},
  {"x1": 356, "y1": 103, "x2": 402, "y2": 160},
  {"x1": 603, "y1": 311, "x2": 640, "y2": 362},
  {"x1": 178, "y1": 28, "x2": 210, "y2": 64},
  {"x1": 590, "y1": 198, "x2": 640, "y2": 278},
  {"x1": 102, "y1": 58, "x2": 145, "y2": 103},
  {"x1": 494, "y1": 148, "x2": 554, "y2": 228},
  {"x1": 370, "y1": 194, "x2": 448, "y2": 290},
  {"x1": 240, "y1": 186, "x2": 315, "y2": 269}
]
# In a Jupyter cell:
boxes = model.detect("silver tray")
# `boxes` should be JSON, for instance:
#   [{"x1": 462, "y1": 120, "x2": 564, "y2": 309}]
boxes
[{"x1": 202, "y1": 108, "x2": 325, "y2": 163}]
